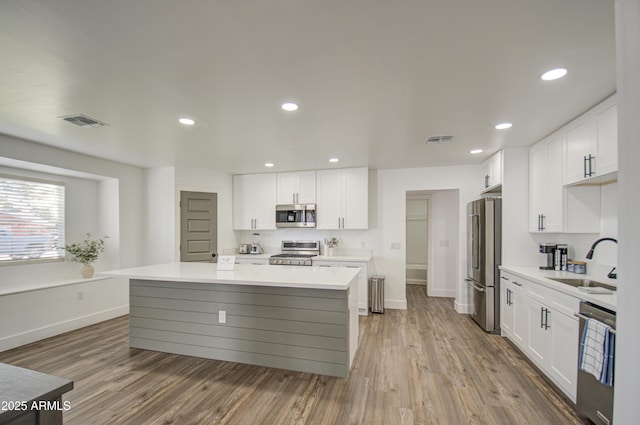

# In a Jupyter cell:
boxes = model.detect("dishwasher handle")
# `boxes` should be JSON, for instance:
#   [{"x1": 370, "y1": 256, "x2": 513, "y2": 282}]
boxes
[{"x1": 573, "y1": 312, "x2": 617, "y2": 335}]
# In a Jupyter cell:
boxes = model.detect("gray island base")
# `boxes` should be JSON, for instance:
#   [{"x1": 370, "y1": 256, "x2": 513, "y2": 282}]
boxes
[{"x1": 102, "y1": 263, "x2": 359, "y2": 378}]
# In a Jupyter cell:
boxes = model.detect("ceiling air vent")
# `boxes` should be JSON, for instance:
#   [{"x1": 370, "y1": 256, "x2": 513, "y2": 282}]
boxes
[
  {"x1": 58, "y1": 114, "x2": 110, "y2": 128},
  {"x1": 425, "y1": 135, "x2": 454, "y2": 145}
]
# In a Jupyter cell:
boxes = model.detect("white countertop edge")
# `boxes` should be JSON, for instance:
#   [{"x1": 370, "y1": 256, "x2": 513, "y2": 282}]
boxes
[
  {"x1": 0, "y1": 276, "x2": 111, "y2": 297},
  {"x1": 99, "y1": 262, "x2": 359, "y2": 291},
  {"x1": 499, "y1": 265, "x2": 617, "y2": 311}
]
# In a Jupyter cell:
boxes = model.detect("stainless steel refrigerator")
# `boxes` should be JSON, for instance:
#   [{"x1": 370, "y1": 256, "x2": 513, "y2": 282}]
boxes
[{"x1": 465, "y1": 197, "x2": 502, "y2": 333}]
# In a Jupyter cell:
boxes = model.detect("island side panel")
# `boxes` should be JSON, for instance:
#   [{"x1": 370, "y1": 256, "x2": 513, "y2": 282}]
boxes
[{"x1": 129, "y1": 279, "x2": 351, "y2": 377}]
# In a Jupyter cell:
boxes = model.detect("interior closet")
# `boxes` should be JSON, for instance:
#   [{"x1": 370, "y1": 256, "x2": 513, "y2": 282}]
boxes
[{"x1": 406, "y1": 193, "x2": 429, "y2": 287}]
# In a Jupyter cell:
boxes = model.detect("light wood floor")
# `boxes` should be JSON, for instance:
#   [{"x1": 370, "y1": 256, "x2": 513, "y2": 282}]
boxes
[{"x1": 0, "y1": 285, "x2": 588, "y2": 425}]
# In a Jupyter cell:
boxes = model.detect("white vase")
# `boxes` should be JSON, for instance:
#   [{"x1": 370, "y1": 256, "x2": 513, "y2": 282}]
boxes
[
  {"x1": 326, "y1": 246, "x2": 336, "y2": 257},
  {"x1": 80, "y1": 264, "x2": 94, "y2": 278}
]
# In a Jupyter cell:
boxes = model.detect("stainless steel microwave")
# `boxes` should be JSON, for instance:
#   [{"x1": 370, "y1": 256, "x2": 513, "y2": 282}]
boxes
[{"x1": 275, "y1": 204, "x2": 316, "y2": 228}]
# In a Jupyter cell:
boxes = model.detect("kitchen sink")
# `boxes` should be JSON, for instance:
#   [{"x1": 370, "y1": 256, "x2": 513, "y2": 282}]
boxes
[{"x1": 548, "y1": 277, "x2": 616, "y2": 292}]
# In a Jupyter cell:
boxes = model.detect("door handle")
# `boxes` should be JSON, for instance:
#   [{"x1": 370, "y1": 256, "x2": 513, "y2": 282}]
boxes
[{"x1": 465, "y1": 278, "x2": 485, "y2": 292}]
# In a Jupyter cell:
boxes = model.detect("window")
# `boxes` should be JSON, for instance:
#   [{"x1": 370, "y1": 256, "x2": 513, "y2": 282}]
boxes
[{"x1": 0, "y1": 174, "x2": 65, "y2": 263}]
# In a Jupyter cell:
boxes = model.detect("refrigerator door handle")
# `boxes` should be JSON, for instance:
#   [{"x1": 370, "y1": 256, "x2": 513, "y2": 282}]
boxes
[
  {"x1": 469, "y1": 214, "x2": 480, "y2": 270},
  {"x1": 465, "y1": 278, "x2": 486, "y2": 292}
]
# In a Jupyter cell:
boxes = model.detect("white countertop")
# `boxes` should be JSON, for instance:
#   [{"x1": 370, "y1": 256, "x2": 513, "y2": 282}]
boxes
[
  {"x1": 500, "y1": 265, "x2": 617, "y2": 311},
  {"x1": 100, "y1": 262, "x2": 360, "y2": 290}
]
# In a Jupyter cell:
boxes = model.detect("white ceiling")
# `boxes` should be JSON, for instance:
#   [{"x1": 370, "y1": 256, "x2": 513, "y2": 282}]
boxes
[{"x1": 0, "y1": 0, "x2": 616, "y2": 174}]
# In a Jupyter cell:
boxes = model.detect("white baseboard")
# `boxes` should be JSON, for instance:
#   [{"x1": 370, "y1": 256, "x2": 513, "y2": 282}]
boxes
[
  {"x1": 384, "y1": 299, "x2": 407, "y2": 310},
  {"x1": 0, "y1": 305, "x2": 129, "y2": 352},
  {"x1": 427, "y1": 288, "x2": 456, "y2": 298},
  {"x1": 454, "y1": 299, "x2": 471, "y2": 314}
]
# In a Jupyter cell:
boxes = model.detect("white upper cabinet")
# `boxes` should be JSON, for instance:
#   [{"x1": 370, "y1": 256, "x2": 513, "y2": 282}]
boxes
[
  {"x1": 317, "y1": 167, "x2": 368, "y2": 229},
  {"x1": 529, "y1": 134, "x2": 564, "y2": 232},
  {"x1": 276, "y1": 171, "x2": 316, "y2": 204},
  {"x1": 480, "y1": 150, "x2": 503, "y2": 193},
  {"x1": 530, "y1": 132, "x2": 601, "y2": 234},
  {"x1": 563, "y1": 95, "x2": 618, "y2": 185},
  {"x1": 594, "y1": 97, "x2": 618, "y2": 176},
  {"x1": 233, "y1": 173, "x2": 277, "y2": 230}
]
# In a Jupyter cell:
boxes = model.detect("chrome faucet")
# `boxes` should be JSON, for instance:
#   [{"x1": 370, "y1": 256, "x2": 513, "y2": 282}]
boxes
[{"x1": 585, "y1": 237, "x2": 618, "y2": 279}]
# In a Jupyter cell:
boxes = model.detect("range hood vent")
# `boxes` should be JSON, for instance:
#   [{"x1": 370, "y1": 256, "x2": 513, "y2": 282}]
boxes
[
  {"x1": 425, "y1": 135, "x2": 454, "y2": 144},
  {"x1": 58, "y1": 114, "x2": 110, "y2": 128}
]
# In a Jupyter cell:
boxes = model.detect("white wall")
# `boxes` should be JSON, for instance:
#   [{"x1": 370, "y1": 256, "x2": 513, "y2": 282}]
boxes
[
  {"x1": 614, "y1": 0, "x2": 640, "y2": 422},
  {"x1": 427, "y1": 190, "x2": 459, "y2": 298},
  {"x1": 376, "y1": 166, "x2": 478, "y2": 312},
  {"x1": 502, "y1": 148, "x2": 535, "y2": 266},
  {"x1": 0, "y1": 133, "x2": 145, "y2": 351},
  {"x1": 145, "y1": 166, "x2": 176, "y2": 264}
]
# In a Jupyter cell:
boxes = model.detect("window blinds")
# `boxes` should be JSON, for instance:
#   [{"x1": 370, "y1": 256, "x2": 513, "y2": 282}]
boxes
[{"x1": 0, "y1": 175, "x2": 65, "y2": 262}]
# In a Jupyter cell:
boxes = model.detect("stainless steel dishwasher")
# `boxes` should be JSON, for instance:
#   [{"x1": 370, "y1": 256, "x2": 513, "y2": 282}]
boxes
[{"x1": 575, "y1": 301, "x2": 616, "y2": 425}]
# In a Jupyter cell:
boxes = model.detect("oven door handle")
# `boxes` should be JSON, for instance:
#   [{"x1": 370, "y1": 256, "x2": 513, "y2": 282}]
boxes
[{"x1": 465, "y1": 278, "x2": 486, "y2": 292}]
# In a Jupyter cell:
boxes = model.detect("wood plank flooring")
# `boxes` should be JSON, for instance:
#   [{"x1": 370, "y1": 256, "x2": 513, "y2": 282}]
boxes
[{"x1": 0, "y1": 285, "x2": 588, "y2": 424}]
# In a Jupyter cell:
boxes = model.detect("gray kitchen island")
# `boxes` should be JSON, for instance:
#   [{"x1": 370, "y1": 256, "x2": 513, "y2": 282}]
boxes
[{"x1": 101, "y1": 262, "x2": 359, "y2": 378}]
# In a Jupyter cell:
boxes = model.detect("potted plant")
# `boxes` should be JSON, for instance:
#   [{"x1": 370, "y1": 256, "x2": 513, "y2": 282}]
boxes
[
  {"x1": 64, "y1": 233, "x2": 107, "y2": 278},
  {"x1": 324, "y1": 237, "x2": 339, "y2": 256}
]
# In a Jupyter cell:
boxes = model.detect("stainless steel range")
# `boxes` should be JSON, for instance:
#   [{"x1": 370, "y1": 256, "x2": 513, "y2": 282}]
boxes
[{"x1": 269, "y1": 240, "x2": 320, "y2": 266}]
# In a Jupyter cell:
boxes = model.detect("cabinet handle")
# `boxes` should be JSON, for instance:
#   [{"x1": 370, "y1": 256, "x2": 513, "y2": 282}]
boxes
[
  {"x1": 583, "y1": 155, "x2": 589, "y2": 178},
  {"x1": 588, "y1": 154, "x2": 595, "y2": 177},
  {"x1": 544, "y1": 308, "x2": 550, "y2": 330},
  {"x1": 501, "y1": 276, "x2": 509, "y2": 280},
  {"x1": 506, "y1": 288, "x2": 511, "y2": 306},
  {"x1": 485, "y1": 174, "x2": 489, "y2": 188},
  {"x1": 512, "y1": 281, "x2": 522, "y2": 287},
  {"x1": 540, "y1": 307, "x2": 551, "y2": 330},
  {"x1": 540, "y1": 214, "x2": 545, "y2": 231}
]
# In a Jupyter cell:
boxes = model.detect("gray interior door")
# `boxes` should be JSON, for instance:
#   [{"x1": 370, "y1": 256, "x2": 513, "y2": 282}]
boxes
[{"x1": 180, "y1": 191, "x2": 217, "y2": 262}]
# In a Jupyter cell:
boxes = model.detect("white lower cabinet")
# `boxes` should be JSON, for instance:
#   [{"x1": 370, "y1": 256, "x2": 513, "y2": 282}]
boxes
[
  {"x1": 500, "y1": 273, "x2": 526, "y2": 348},
  {"x1": 313, "y1": 259, "x2": 369, "y2": 315},
  {"x1": 500, "y1": 271, "x2": 579, "y2": 403}
]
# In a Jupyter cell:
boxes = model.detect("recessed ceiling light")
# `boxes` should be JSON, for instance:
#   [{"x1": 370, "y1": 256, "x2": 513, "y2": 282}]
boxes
[
  {"x1": 470, "y1": 149, "x2": 483, "y2": 154},
  {"x1": 264, "y1": 162, "x2": 275, "y2": 167},
  {"x1": 179, "y1": 117, "x2": 195, "y2": 125},
  {"x1": 281, "y1": 102, "x2": 298, "y2": 112},
  {"x1": 329, "y1": 158, "x2": 339, "y2": 163},
  {"x1": 540, "y1": 68, "x2": 567, "y2": 81},
  {"x1": 495, "y1": 122, "x2": 512, "y2": 130}
]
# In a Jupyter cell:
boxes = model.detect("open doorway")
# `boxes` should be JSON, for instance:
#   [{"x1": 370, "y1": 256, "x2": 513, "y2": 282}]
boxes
[{"x1": 406, "y1": 192, "x2": 429, "y2": 291}]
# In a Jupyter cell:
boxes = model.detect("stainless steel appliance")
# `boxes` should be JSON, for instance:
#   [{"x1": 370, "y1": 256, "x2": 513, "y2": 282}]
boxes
[
  {"x1": 269, "y1": 240, "x2": 320, "y2": 266},
  {"x1": 250, "y1": 233, "x2": 263, "y2": 254},
  {"x1": 275, "y1": 204, "x2": 316, "y2": 228},
  {"x1": 465, "y1": 197, "x2": 502, "y2": 333},
  {"x1": 539, "y1": 243, "x2": 557, "y2": 270},
  {"x1": 575, "y1": 302, "x2": 616, "y2": 425}
]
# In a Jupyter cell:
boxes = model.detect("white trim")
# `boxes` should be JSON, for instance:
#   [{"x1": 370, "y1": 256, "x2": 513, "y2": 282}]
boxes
[
  {"x1": 384, "y1": 298, "x2": 407, "y2": 310},
  {"x1": 0, "y1": 276, "x2": 109, "y2": 296},
  {"x1": 454, "y1": 299, "x2": 471, "y2": 314},
  {"x1": 427, "y1": 288, "x2": 456, "y2": 298},
  {"x1": 0, "y1": 305, "x2": 128, "y2": 351}
]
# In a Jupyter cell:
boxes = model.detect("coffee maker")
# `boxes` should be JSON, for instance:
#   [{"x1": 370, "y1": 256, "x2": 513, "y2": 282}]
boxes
[{"x1": 539, "y1": 243, "x2": 557, "y2": 270}]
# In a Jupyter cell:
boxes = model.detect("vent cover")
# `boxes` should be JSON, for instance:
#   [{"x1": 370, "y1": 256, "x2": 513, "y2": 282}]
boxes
[
  {"x1": 425, "y1": 135, "x2": 454, "y2": 144},
  {"x1": 58, "y1": 114, "x2": 110, "y2": 128}
]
